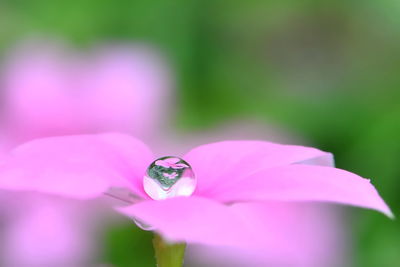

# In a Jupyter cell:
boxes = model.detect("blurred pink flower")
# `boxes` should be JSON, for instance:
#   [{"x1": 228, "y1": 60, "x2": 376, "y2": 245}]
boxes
[
  {"x1": 155, "y1": 157, "x2": 189, "y2": 169},
  {"x1": 1, "y1": 40, "x2": 171, "y2": 146},
  {"x1": 0, "y1": 40, "x2": 171, "y2": 266},
  {"x1": 0, "y1": 133, "x2": 391, "y2": 249},
  {"x1": 1, "y1": 192, "x2": 97, "y2": 267}
]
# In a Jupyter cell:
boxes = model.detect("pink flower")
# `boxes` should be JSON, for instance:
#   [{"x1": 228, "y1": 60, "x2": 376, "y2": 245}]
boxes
[
  {"x1": 0, "y1": 133, "x2": 392, "y2": 248},
  {"x1": 0, "y1": 40, "x2": 172, "y2": 266},
  {"x1": 155, "y1": 157, "x2": 189, "y2": 169},
  {"x1": 2, "y1": 40, "x2": 171, "y2": 146},
  {"x1": 163, "y1": 172, "x2": 179, "y2": 179},
  {"x1": 174, "y1": 119, "x2": 348, "y2": 266}
]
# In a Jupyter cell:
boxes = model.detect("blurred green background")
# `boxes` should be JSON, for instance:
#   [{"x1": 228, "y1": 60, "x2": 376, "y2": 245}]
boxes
[{"x1": 0, "y1": 0, "x2": 399, "y2": 266}]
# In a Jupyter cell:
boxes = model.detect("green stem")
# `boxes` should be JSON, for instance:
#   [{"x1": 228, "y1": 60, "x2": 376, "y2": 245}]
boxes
[{"x1": 153, "y1": 234, "x2": 186, "y2": 267}]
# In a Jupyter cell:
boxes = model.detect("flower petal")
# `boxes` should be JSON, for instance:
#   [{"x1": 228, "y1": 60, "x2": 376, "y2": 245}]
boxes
[
  {"x1": 117, "y1": 196, "x2": 259, "y2": 247},
  {"x1": 186, "y1": 201, "x2": 345, "y2": 267},
  {"x1": 183, "y1": 140, "x2": 333, "y2": 196},
  {"x1": 0, "y1": 133, "x2": 153, "y2": 199},
  {"x1": 81, "y1": 46, "x2": 171, "y2": 137},
  {"x1": 155, "y1": 160, "x2": 169, "y2": 168},
  {"x1": 164, "y1": 157, "x2": 180, "y2": 164},
  {"x1": 3, "y1": 194, "x2": 95, "y2": 267},
  {"x1": 210, "y1": 164, "x2": 393, "y2": 217},
  {"x1": 174, "y1": 163, "x2": 189, "y2": 169}
]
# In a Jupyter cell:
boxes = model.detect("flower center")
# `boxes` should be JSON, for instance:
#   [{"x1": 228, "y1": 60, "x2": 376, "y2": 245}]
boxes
[{"x1": 143, "y1": 156, "x2": 196, "y2": 200}]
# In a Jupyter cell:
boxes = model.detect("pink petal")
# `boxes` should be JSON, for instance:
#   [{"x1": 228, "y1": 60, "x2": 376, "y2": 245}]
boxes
[
  {"x1": 186, "y1": 201, "x2": 346, "y2": 267},
  {"x1": 155, "y1": 160, "x2": 170, "y2": 168},
  {"x1": 164, "y1": 157, "x2": 181, "y2": 164},
  {"x1": 183, "y1": 140, "x2": 333, "y2": 196},
  {"x1": 3, "y1": 194, "x2": 95, "y2": 267},
  {"x1": 163, "y1": 172, "x2": 178, "y2": 179},
  {"x1": 0, "y1": 133, "x2": 153, "y2": 200},
  {"x1": 117, "y1": 196, "x2": 259, "y2": 247},
  {"x1": 173, "y1": 163, "x2": 189, "y2": 169},
  {"x1": 1, "y1": 42, "x2": 171, "y2": 145},
  {"x1": 80, "y1": 46, "x2": 172, "y2": 137},
  {"x1": 2, "y1": 42, "x2": 80, "y2": 142},
  {"x1": 210, "y1": 164, "x2": 393, "y2": 217}
]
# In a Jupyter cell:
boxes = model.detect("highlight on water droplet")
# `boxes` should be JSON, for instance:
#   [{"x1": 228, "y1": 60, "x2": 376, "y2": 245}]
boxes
[{"x1": 143, "y1": 156, "x2": 196, "y2": 200}]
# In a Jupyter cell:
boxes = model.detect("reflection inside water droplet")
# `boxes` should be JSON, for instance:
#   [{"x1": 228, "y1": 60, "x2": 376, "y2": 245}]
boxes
[{"x1": 143, "y1": 156, "x2": 196, "y2": 200}]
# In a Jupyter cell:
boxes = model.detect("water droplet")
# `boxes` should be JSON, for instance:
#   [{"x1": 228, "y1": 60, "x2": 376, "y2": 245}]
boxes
[{"x1": 143, "y1": 156, "x2": 196, "y2": 200}]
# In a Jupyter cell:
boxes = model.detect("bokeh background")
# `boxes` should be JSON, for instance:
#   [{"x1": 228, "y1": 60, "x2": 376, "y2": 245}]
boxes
[{"x1": 0, "y1": 1, "x2": 399, "y2": 266}]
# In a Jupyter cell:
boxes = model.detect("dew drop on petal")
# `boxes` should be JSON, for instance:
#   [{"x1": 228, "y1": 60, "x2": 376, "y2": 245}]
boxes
[{"x1": 143, "y1": 156, "x2": 196, "y2": 200}]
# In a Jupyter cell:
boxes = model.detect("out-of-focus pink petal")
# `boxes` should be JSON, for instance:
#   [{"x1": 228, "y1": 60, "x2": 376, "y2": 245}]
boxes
[
  {"x1": 186, "y1": 202, "x2": 347, "y2": 267},
  {"x1": 0, "y1": 133, "x2": 153, "y2": 199},
  {"x1": 117, "y1": 196, "x2": 258, "y2": 247},
  {"x1": 79, "y1": 46, "x2": 171, "y2": 136},
  {"x1": 210, "y1": 164, "x2": 392, "y2": 217},
  {"x1": 2, "y1": 195, "x2": 94, "y2": 267},
  {"x1": 2, "y1": 43, "x2": 79, "y2": 143},
  {"x1": 1, "y1": 42, "x2": 172, "y2": 145},
  {"x1": 184, "y1": 140, "x2": 333, "y2": 196}
]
